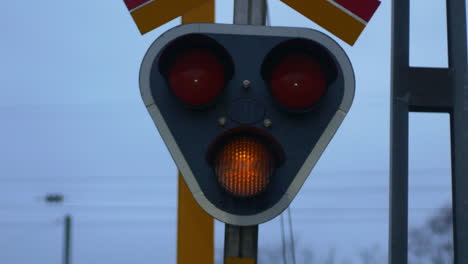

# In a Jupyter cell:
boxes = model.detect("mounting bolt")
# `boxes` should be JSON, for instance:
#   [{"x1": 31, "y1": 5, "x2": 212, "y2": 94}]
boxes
[
  {"x1": 242, "y1": 80, "x2": 251, "y2": 89},
  {"x1": 218, "y1": 117, "x2": 227, "y2": 127},
  {"x1": 263, "y1": 119, "x2": 272, "y2": 128}
]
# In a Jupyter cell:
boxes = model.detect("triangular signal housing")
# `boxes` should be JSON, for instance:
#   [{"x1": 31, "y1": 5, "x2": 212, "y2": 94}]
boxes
[{"x1": 140, "y1": 24, "x2": 355, "y2": 226}]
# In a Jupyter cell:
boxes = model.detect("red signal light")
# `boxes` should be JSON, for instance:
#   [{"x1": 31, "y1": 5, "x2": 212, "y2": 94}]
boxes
[
  {"x1": 214, "y1": 136, "x2": 275, "y2": 197},
  {"x1": 270, "y1": 54, "x2": 327, "y2": 110},
  {"x1": 169, "y1": 49, "x2": 225, "y2": 106}
]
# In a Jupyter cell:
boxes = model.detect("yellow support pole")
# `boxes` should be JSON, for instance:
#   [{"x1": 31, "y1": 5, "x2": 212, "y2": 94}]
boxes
[
  {"x1": 177, "y1": 173, "x2": 214, "y2": 264},
  {"x1": 178, "y1": 3, "x2": 215, "y2": 264}
]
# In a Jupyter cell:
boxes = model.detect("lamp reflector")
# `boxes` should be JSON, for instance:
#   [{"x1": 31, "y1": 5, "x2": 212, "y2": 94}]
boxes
[
  {"x1": 270, "y1": 54, "x2": 327, "y2": 110},
  {"x1": 168, "y1": 49, "x2": 225, "y2": 106},
  {"x1": 214, "y1": 136, "x2": 275, "y2": 197}
]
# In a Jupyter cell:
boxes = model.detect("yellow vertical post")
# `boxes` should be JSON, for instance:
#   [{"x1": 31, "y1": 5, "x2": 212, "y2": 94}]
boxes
[{"x1": 178, "y1": 2, "x2": 215, "y2": 264}]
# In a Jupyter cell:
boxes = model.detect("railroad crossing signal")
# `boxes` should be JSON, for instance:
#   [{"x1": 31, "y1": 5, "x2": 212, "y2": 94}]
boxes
[{"x1": 140, "y1": 23, "x2": 355, "y2": 226}]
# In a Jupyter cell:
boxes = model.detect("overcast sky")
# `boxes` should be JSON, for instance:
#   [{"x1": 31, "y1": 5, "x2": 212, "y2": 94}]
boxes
[{"x1": 0, "y1": 0, "x2": 461, "y2": 263}]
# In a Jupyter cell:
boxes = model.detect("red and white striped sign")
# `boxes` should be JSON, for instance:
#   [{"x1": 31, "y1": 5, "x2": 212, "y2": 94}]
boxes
[
  {"x1": 281, "y1": 0, "x2": 381, "y2": 45},
  {"x1": 125, "y1": 0, "x2": 209, "y2": 34}
]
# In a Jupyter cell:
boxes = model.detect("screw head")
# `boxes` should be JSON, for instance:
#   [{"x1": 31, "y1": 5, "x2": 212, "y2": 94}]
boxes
[
  {"x1": 218, "y1": 117, "x2": 227, "y2": 127},
  {"x1": 242, "y1": 80, "x2": 251, "y2": 89},
  {"x1": 263, "y1": 119, "x2": 272, "y2": 128}
]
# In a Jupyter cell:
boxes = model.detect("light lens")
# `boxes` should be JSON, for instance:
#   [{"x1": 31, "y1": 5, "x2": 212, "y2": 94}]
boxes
[
  {"x1": 169, "y1": 49, "x2": 225, "y2": 106},
  {"x1": 215, "y1": 136, "x2": 275, "y2": 197},
  {"x1": 270, "y1": 54, "x2": 327, "y2": 110}
]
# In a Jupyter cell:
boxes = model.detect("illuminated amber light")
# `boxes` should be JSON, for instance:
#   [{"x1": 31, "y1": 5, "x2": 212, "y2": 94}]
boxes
[{"x1": 215, "y1": 136, "x2": 275, "y2": 197}]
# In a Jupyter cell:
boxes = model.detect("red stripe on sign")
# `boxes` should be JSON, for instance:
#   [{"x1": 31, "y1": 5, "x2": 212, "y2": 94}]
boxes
[
  {"x1": 124, "y1": 0, "x2": 152, "y2": 10},
  {"x1": 333, "y1": 0, "x2": 381, "y2": 22}
]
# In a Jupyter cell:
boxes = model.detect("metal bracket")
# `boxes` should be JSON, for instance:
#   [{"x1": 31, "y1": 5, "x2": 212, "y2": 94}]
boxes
[{"x1": 408, "y1": 67, "x2": 452, "y2": 113}]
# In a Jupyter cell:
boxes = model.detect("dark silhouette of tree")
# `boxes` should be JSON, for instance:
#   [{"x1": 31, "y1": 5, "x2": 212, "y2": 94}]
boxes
[
  {"x1": 359, "y1": 244, "x2": 384, "y2": 264},
  {"x1": 409, "y1": 204, "x2": 453, "y2": 264},
  {"x1": 324, "y1": 248, "x2": 337, "y2": 264}
]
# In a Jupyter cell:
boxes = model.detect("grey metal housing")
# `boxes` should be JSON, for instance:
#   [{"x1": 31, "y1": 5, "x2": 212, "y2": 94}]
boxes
[{"x1": 140, "y1": 23, "x2": 355, "y2": 226}]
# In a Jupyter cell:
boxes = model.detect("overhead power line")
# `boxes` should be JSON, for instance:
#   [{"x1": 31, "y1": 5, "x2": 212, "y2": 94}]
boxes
[{"x1": 288, "y1": 208, "x2": 297, "y2": 264}]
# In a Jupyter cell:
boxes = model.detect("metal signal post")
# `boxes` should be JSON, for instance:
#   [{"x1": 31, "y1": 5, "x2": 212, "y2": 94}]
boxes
[
  {"x1": 389, "y1": 0, "x2": 467, "y2": 263},
  {"x1": 447, "y1": 0, "x2": 468, "y2": 262},
  {"x1": 234, "y1": 0, "x2": 267, "y2": 25},
  {"x1": 225, "y1": 2, "x2": 267, "y2": 263},
  {"x1": 224, "y1": 225, "x2": 259, "y2": 264}
]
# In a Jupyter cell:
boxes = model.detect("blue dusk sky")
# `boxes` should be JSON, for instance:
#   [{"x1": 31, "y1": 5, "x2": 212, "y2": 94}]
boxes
[{"x1": 0, "y1": 0, "x2": 460, "y2": 263}]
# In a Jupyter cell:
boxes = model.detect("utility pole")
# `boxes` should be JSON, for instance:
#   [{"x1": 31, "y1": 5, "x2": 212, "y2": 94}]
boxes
[
  {"x1": 63, "y1": 215, "x2": 72, "y2": 264},
  {"x1": 44, "y1": 194, "x2": 71, "y2": 264}
]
